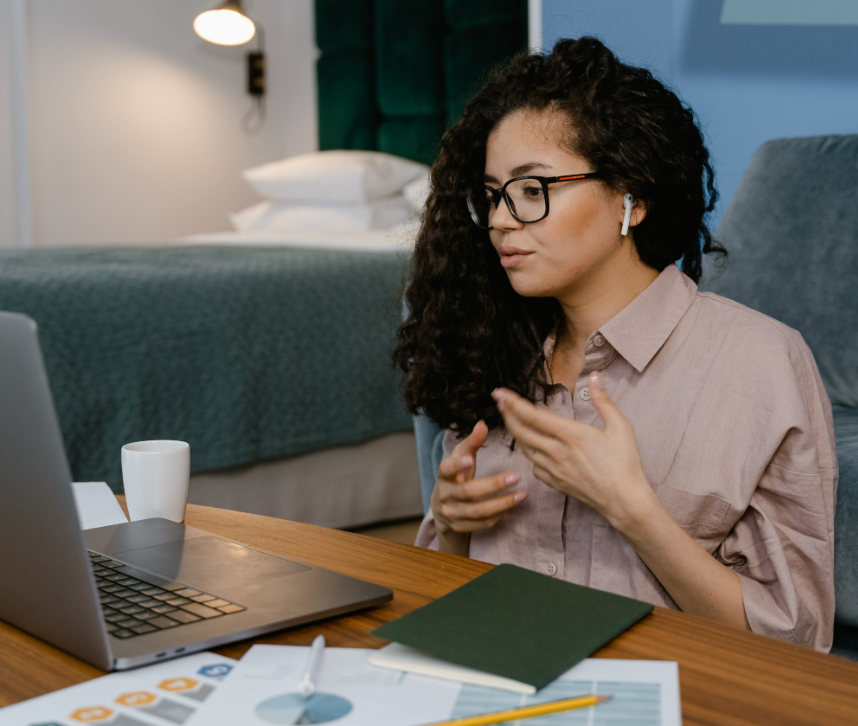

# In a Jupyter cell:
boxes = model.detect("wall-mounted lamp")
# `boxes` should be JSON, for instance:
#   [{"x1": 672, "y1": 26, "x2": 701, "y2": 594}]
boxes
[
  {"x1": 194, "y1": 0, "x2": 255, "y2": 46},
  {"x1": 194, "y1": 0, "x2": 266, "y2": 133}
]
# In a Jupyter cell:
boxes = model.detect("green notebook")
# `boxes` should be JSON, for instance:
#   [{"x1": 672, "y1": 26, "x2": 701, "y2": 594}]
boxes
[{"x1": 372, "y1": 564, "x2": 653, "y2": 690}]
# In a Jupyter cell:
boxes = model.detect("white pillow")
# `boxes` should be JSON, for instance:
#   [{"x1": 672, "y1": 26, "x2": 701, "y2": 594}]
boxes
[
  {"x1": 242, "y1": 151, "x2": 429, "y2": 204},
  {"x1": 230, "y1": 195, "x2": 412, "y2": 233},
  {"x1": 402, "y1": 172, "x2": 431, "y2": 213}
]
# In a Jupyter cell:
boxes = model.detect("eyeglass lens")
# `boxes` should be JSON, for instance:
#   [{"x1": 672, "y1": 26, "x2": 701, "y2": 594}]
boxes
[{"x1": 468, "y1": 179, "x2": 547, "y2": 228}]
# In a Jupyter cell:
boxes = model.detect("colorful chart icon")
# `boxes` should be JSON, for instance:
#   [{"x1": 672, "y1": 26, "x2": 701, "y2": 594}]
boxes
[
  {"x1": 199, "y1": 664, "x2": 233, "y2": 678},
  {"x1": 69, "y1": 706, "x2": 113, "y2": 722},
  {"x1": 158, "y1": 677, "x2": 198, "y2": 692},
  {"x1": 255, "y1": 692, "x2": 353, "y2": 724}
]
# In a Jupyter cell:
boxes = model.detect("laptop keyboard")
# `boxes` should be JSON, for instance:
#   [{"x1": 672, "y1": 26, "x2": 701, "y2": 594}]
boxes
[{"x1": 88, "y1": 551, "x2": 245, "y2": 639}]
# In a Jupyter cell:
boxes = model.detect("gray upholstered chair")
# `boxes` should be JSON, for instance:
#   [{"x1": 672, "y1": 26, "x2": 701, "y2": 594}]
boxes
[
  {"x1": 701, "y1": 135, "x2": 858, "y2": 660},
  {"x1": 413, "y1": 134, "x2": 858, "y2": 659}
]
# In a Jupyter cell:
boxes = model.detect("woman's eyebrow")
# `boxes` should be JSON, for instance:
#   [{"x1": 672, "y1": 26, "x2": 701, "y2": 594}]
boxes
[{"x1": 484, "y1": 162, "x2": 552, "y2": 184}]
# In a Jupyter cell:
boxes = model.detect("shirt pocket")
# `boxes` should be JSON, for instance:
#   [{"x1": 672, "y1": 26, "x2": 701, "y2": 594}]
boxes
[{"x1": 651, "y1": 482, "x2": 731, "y2": 549}]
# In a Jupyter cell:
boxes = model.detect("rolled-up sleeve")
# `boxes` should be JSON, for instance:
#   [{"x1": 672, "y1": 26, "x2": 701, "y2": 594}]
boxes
[{"x1": 715, "y1": 330, "x2": 837, "y2": 651}]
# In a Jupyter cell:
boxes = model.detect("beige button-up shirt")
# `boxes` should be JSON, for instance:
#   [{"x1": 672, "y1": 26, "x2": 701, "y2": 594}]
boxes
[{"x1": 416, "y1": 264, "x2": 837, "y2": 651}]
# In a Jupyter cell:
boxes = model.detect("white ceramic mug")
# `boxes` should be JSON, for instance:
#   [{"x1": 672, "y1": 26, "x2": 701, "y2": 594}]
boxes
[{"x1": 121, "y1": 440, "x2": 190, "y2": 523}]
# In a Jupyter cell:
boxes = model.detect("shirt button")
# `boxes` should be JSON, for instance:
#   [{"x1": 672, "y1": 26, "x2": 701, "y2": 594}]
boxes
[
  {"x1": 544, "y1": 563, "x2": 557, "y2": 576},
  {"x1": 580, "y1": 387, "x2": 591, "y2": 401},
  {"x1": 594, "y1": 334, "x2": 605, "y2": 347}
]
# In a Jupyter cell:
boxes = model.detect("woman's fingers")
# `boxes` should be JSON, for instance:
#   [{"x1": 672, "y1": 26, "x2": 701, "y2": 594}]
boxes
[
  {"x1": 437, "y1": 454, "x2": 475, "y2": 481},
  {"x1": 439, "y1": 471, "x2": 521, "y2": 503},
  {"x1": 492, "y1": 388, "x2": 567, "y2": 455},
  {"x1": 587, "y1": 371, "x2": 626, "y2": 430},
  {"x1": 440, "y1": 487, "x2": 527, "y2": 528}
]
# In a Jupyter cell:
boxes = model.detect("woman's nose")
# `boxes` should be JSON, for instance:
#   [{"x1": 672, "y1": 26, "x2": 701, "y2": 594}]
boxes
[{"x1": 490, "y1": 194, "x2": 524, "y2": 230}]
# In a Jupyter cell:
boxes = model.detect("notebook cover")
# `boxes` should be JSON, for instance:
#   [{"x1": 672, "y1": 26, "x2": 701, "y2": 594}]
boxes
[{"x1": 372, "y1": 563, "x2": 654, "y2": 690}]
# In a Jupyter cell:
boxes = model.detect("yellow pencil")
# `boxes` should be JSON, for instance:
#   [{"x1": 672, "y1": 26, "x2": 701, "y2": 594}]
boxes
[{"x1": 420, "y1": 694, "x2": 611, "y2": 726}]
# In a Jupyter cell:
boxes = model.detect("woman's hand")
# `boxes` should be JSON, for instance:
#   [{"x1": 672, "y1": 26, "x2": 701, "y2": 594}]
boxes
[
  {"x1": 491, "y1": 372, "x2": 654, "y2": 532},
  {"x1": 431, "y1": 420, "x2": 527, "y2": 556}
]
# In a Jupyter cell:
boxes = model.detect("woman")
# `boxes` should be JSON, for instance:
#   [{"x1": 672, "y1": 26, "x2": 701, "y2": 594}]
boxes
[{"x1": 394, "y1": 37, "x2": 836, "y2": 650}]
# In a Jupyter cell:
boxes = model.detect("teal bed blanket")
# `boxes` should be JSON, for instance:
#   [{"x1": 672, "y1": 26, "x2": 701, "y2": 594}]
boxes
[{"x1": 0, "y1": 246, "x2": 411, "y2": 492}]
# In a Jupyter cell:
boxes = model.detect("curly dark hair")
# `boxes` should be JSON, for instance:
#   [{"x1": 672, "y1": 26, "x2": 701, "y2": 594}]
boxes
[{"x1": 394, "y1": 36, "x2": 724, "y2": 435}]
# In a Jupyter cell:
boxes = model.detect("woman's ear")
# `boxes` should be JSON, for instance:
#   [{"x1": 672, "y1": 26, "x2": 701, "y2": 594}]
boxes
[
  {"x1": 629, "y1": 197, "x2": 647, "y2": 228},
  {"x1": 620, "y1": 194, "x2": 647, "y2": 235}
]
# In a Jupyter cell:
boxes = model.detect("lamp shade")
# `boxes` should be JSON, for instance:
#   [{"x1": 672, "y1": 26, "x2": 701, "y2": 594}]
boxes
[{"x1": 194, "y1": 0, "x2": 256, "y2": 46}]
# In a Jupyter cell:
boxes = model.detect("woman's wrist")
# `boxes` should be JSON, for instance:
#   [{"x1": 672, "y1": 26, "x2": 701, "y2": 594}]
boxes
[
  {"x1": 602, "y1": 476, "x2": 663, "y2": 537},
  {"x1": 436, "y1": 527, "x2": 470, "y2": 556}
]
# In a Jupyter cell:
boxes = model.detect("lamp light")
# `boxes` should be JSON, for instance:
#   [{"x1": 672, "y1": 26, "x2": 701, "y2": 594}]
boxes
[{"x1": 193, "y1": 0, "x2": 256, "y2": 46}]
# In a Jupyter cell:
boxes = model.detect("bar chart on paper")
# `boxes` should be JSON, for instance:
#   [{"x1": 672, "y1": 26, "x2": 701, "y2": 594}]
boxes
[
  {"x1": 185, "y1": 646, "x2": 680, "y2": 726},
  {"x1": 0, "y1": 652, "x2": 237, "y2": 726},
  {"x1": 451, "y1": 679, "x2": 661, "y2": 725}
]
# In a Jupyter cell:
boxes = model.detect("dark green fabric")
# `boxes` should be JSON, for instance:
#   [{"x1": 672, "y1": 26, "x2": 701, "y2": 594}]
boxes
[
  {"x1": 444, "y1": 0, "x2": 526, "y2": 29},
  {"x1": 314, "y1": 0, "x2": 374, "y2": 53},
  {"x1": 377, "y1": 116, "x2": 446, "y2": 167},
  {"x1": 0, "y1": 247, "x2": 411, "y2": 492},
  {"x1": 375, "y1": 0, "x2": 445, "y2": 116},
  {"x1": 315, "y1": 0, "x2": 528, "y2": 164},
  {"x1": 317, "y1": 52, "x2": 377, "y2": 151},
  {"x1": 444, "y1": 21, "x2": 527, "y2": 125},
  {"x1": 373, "y1": 563, "x2": 653, "y2": 690}
]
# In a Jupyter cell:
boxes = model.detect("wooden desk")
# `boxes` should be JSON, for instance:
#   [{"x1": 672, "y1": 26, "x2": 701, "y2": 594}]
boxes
[{"x1": 2, "y1": 503, "x2": 857, "y2": 725}]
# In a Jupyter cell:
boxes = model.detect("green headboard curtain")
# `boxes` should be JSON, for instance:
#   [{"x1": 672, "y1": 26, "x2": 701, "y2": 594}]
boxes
[{"x1": 315, "y1": 0, "x2": 528, "y2": 166}]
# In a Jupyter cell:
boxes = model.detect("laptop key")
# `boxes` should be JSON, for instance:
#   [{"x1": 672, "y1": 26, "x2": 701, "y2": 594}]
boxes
[
  {"x1": 152, "y1": 605, "x2": 177, "y2": 614},
  {"x1": 134, "y1": 611, "x2": 159, "y2": 621},
  {"x1": 114, "y1": 565, "x2": 186, "y2": 591},
  {"x1": 101, "y1": 561, "x2": 124, "y2": 569},
  {"x1": 101, "y1": 585, "x2": 125, "y2": 594},
  {"x1": 131, "y1": 623, "x2": 157, "y2": 635},
  {"x1": 125, "y1": 594, "x2": 151, "y2": 604},
  {"x1": 166, "y1": 597, "x2": 191, "y2": 606},
  {"x1": 104, "y1": 613, "x2": 126, "y2": 623},
  {"x1": 217, "y1": 604, "x2": 245, "y2": 614},
  {"x1": 138, "y1": 599, "x2": 161, "y2": 608},
  {"x1": 112, "y1": 629, "x2": 134, "y2": 638},
  {"x1": 105, "y1": 573, "x2": 127, "y2": 582},
  {"x1": 167, "y1": 610, "x2": 201, "y2": 624},
  {"x1": 174, "y1": 588, "x2": 201, "y2": 598},
  {"x1": 113, "y1": 589, "x2": 136, "y2": 598},
  {"x1": 115, "y1": 618, "x2": 140, "y2": 628},
  {"x1": 205, "y1": 599, "x2": 229, "y2": 608},
  {"x1": 102, "y1": 607, "x2": 118, "y2": 616},
  {"x1": 105, "y1": 622, "x2": 122, "y2": 632},
  {"x1": 180, "y1": 603, "x2": 224, "y2": 619},
  {"x1": 153, "y1": 592, "x2": 174, "y2": 601},
  {"x1": 117, "y1": 578, "x2": 141, "y2": 587},
  {"x1": 149, "y1": 616, "x2": 180, "y2": 629},
  {"x1": 142, "y1": 587, "x2": 166, "y2": 596},
  {"x1": 191, "y1": 594, "x2": 215, "y2": 603},
  {"x1": 120, "y1": 605, "x2": 146, "y2": 615},
  {"x1": 128, "y1": 582, "x2": 151, "y2": 592}
]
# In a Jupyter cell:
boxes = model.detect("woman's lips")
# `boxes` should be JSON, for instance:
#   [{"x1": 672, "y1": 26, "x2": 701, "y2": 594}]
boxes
[{"x1": 499, "y1": 247, "x2": 534, "y2": 268}]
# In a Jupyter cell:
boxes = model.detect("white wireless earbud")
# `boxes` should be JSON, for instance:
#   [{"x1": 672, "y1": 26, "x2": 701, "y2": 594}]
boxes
[{"x1": 621, "y1": 194, "x2": 635, "y2": 236}]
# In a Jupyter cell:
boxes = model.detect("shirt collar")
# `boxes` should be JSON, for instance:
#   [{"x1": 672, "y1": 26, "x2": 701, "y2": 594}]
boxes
[{"x1": 598, "y1": 264, "x2": 697, "y2": 373}]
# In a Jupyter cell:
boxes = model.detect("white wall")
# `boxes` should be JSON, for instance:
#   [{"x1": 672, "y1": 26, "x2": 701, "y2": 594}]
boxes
[{"x1": 0, "y1": 0, "x2": 317, "y2": 248}]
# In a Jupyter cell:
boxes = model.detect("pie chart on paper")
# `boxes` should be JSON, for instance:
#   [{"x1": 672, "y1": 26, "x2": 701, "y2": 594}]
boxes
[{"x1": 255, "y1": 692, "x2": 353, "y2": 724}]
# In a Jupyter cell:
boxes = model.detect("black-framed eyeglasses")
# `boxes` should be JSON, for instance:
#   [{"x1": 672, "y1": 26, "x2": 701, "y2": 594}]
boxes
[{"x1": 467, "y1": 172, "x2": 601, "y2": 229}]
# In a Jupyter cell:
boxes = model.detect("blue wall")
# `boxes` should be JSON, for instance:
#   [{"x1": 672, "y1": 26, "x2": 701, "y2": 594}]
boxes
[{"x1": 542, "y1": 0, "x2": 858, "y2": 224}]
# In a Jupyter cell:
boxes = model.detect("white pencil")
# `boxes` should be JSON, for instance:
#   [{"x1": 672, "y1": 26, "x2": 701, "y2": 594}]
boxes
[{"x1": 300, "y1": 635, "x2": 326, "y2": 698}]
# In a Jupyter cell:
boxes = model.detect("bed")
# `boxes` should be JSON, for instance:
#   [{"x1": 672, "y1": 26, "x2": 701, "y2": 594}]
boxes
[{"x1": 0, "y1": 242, "x2": 421, "y2": 529}]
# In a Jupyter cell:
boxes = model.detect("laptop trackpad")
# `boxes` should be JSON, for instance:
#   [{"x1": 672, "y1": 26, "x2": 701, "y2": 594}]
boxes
[{"x1": 119, "y1": 536, "x2": 310, "y2": 591}]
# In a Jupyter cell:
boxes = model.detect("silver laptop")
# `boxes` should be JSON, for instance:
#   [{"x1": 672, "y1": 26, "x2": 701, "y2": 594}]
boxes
[{"x1": 0, "y1": 311, "x2": 392, "y2": 670}]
